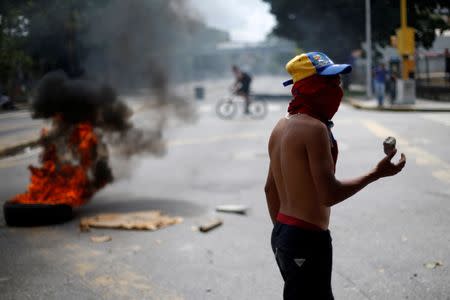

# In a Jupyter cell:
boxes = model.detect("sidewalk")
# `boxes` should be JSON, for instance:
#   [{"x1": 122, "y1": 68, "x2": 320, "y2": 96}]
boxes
[
  {"x1": 346, "y1": 97, "x2": 450, "y2": 112},
  {"x1": 0, "y1": 102, "x2": 29, "y2": 114},
  {"x1": 0, "y1": 109, "x2": 41, "y2": 159}
]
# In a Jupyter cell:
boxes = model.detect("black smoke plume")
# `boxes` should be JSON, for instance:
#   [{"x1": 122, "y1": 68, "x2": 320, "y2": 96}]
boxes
[
  {"x1": 30, "y1": 71, "x2": 168, "y2": 196},
  {"x1": 21, "y1": 0, "x2": 208, "y2": 200},
  {"x1": 33, "y1": 71, "x2": 131, "y2": 131}
]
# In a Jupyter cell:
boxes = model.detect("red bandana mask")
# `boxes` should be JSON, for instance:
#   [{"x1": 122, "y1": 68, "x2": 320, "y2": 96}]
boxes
[
  {"x1": 287, "y1": 74, "x2": 343, "y2": 121},
  {"x1": 287, "y1": 75, "x2": 342, "y2": 169}
]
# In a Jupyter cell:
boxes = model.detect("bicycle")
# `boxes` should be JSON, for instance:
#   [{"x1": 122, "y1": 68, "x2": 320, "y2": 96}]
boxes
[{"x1": 216, "y1": 94, "x2": 268, "y2": 120}]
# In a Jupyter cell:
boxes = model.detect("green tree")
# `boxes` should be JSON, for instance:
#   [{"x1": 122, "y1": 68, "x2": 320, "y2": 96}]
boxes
[
  {"x1": 262, "y1": 0, "x2": 449, "y2": 61},
  {"x1": 0, "y1": 1, "x2": 33, "y2": 97},
  {"x1": 1, "y1": 0, "x2": 232, "y2": 89},
  {"x1": 22, "y1": 0, "x2": 111, "y2": 76}
]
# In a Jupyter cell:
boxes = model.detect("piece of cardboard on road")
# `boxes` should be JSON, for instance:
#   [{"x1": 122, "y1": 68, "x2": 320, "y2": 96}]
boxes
[{"x1": 80, "y1": 210, "x2": 183, "y2": 231}]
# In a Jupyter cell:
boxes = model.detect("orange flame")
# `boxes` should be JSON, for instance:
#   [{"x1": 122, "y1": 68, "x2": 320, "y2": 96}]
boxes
[{"x1": 12, "y1": 122, "x2": 99, "y2": 207}]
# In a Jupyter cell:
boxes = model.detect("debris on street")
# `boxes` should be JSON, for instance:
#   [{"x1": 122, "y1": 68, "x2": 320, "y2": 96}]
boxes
[
  {"x1": 215, "y1": 204, "x2": 248, "y2": 215},
  {"x1": 80, "y1": 210, "x2": 182, "y2": 231},
  {"x1": 424, "y1": 261, "x2": 443, "y2": 269},
  {"x1": 90, "y1": 235, "x2": 112, "y2": 243},
  {"x1": 198, "y1": 218, "x2": 223, "y2": 233}
]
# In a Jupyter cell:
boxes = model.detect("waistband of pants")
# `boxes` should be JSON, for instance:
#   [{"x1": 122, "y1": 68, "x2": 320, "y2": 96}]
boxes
[{"x1": 276, "y1": 213, "x2": 326, "y2": 232}]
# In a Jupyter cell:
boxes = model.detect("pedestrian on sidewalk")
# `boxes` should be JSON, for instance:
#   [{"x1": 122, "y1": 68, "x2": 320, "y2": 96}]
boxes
[
  {"x1": 373, "y1": 63, "x2": 388, "y2": 107},
  {"x1": 265, "y1": 52, "x2": 406, "y2": 300},
  {"x1": 444, "y1": 48, "x2": 450, "y2": 84},
  {"x1": 387, "y1": 70, "x2": 397, "y2": 105},
  {"x1": 0, "y1": 83, "x2": 16, "y2": 111}
]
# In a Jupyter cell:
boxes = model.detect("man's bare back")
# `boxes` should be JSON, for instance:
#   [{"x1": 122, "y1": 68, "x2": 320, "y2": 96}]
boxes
[
  {"x1": 265, "y1": 111, "x2": 406, "y2": 228},
  {"x1": 268, "y1": 113, "x2": 333, "y2": 230}
]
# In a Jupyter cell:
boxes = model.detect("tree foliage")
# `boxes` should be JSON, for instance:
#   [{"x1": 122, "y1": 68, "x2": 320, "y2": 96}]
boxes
[
  {"x1": 22, "y1": 0, "x2": 112, "y2": 77},
  {"x1": 263, "y1": 0, "x2": 450, "y2": 61},
  {"x1": 0, "y1": 1, "x2": 33, "y2": 88},
  {"x1": 0, "y1": 0, "x2": 230, "y2": 94}
]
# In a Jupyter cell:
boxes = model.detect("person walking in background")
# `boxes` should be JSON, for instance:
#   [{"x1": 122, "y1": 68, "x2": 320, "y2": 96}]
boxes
[
  {"x1": 373, "y1": 63, "x2": 388, "y2": 107},
  {"x1": 265, "y1": 52, "x2": 406, "y2": 299}
]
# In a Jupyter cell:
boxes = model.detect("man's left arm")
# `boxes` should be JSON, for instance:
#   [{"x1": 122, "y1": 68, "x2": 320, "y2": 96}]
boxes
[{"x1": 264, "y1": 165, "x2": 280, "y2": 224}]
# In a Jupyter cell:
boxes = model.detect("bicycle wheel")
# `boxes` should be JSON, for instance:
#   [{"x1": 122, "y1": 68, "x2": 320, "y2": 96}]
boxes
[
  {"x1": 249, "y1": 100, "x2": 268, "y2": 119},
  {"x1": 216, "y1": 98, "x2": 237, "y2": 119}
]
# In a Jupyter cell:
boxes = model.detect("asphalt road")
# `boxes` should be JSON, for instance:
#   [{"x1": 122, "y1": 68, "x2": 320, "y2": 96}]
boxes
[{"x1": 0, "y1": 79, "x2": 449, "y2": 300}]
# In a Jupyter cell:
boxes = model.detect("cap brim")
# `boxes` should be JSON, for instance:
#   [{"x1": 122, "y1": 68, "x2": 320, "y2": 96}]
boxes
[
  {"x1": 318, "y1": 64, "x2": 352, "y2": 76},
  {"x1": 283, "y1": 79, "x2": 294, "y2": 86}
]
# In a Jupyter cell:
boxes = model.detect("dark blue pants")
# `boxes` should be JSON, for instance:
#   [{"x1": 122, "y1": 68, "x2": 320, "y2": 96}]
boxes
[{"x1": 271, "y1": 222, "x2": 334, "y2": 300}]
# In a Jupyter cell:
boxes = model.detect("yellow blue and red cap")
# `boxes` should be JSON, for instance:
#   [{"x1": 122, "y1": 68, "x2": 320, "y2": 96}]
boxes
[{"x1": 283, "y1": 52, "x2": 352, "y2": 86}]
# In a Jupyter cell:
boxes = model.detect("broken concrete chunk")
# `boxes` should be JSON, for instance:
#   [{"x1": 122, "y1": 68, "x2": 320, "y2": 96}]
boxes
[
  {"x1": 90, "y1": 235, "x2": 112, "y2": 243},
  {"x1": 424, "y1": 261, "x2": 443, "y2": 269},
  {"x1": 199, "y1": 219, "x2": 223, "y2": 233},
  {"x1": 215, "y1": 204, "x2": 248, "y2": 215}
]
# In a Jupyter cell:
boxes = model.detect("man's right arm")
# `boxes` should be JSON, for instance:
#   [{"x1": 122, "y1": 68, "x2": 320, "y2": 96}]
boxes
[
  {"x1": 264, "y1": 166, "x2": 280, "y2": 224},
  {"x1": 304, "y1": 123, "x2": 406, "y2": 207}
]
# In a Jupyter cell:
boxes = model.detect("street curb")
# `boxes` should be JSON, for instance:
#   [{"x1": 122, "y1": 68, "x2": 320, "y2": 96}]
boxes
[
  {"x1": 0, "y1": 103, "x2": 30, "y2": 115},
  {"x1": 0, "y1": 138, "x2": 40, "y2": 159},
  {"x1": 346, "y1": 97, "x2": 450, "y2": 112},
  {"x1": 252, "y1": 93, "x2": 291, "y2": 101}
]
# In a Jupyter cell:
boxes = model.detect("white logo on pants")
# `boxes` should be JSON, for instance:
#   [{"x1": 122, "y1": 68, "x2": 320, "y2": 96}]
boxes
[{"x1": 294, "y1": 258, "x2": 306, "y2": 267}]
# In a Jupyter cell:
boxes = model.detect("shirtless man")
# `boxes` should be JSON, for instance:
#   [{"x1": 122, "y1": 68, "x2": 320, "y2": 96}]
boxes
[{"x1": 265, "y1": 52, "x2": 406, "y2": 300}]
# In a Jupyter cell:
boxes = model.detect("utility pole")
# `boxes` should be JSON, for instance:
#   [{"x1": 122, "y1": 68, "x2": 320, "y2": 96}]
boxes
[
  {"x1": 401, "y1": 0, "x2": 407, "y2": 79},
  {"x1": 399, "y1": 0, "x2": 415, "y2": 80},
  {"x1": 365, "y1": 0, "x2": 372, "y2": 98},
  {"x1": 395, "y1": 0, "x2": 416, "y2": 103}
]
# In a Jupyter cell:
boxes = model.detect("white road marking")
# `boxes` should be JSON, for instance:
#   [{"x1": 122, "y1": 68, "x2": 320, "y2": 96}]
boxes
[
  {"x1": 420, "y1": 113, "x2": 450, "y2": 127},
  {"x1": 0, "y1": 111, "x2": 31, "y2": 120},
  {"x1": 168, "y1": 131, "x2": 267, "y2": 147},
  {"x1": 198, "y1": 103, "x2": 282, "y2": 113},
  {"x1": 198, "y1": 104, "x2": 212, "y2": 113},
  {"x1": 0, "y1": 122, "x2": 42, "y2": 133},
  {"x1": 333, "y1": 118, "x2": 359, "y2": 125},
  {"x1": 0, "y1": 147, "x2": 39, "y2": 169},
  {"x1": 0, "y1": 130, "x2": 268, "y2": 168},
  {"x1": 0, "y1": 132, "x2": 39, "y2": 149},
  {"x1": 337, "y1": 141, "x2": 349, "y2": 151},
  {"x1": 361, "y1": 119, "x2": 450, "y2": 184},
  {"x1": 268, "y1": 104, "x2": 282, "y2": 112},
  {"x1": 232, "y1": 150, "x2": 267, "y2": 160},
  {"x1": 338, "y1": 103, "x2": 352, "y2": 112}
]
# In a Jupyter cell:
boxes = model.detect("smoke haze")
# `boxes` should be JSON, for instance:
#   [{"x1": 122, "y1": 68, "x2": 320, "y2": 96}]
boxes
[{"x1": 28, "y1": 0, "x2": 213, "y2": 189}]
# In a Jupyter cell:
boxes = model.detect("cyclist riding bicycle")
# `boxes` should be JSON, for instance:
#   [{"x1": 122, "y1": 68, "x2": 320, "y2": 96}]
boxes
[{"x1": 231, "y1": 65, "x2": 252, "y2": 114}]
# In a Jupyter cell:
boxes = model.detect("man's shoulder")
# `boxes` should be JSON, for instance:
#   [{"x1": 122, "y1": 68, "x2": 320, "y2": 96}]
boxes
[
  {"x1": 287, "y1": 115, "x2": 327, "y2": 134},
  {"x1": 279, "y1": 115, "x2": 327, "y2": 147}
]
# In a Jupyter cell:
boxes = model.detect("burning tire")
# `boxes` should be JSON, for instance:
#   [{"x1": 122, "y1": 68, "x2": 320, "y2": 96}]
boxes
[{"x1": 3, "y1": 202, "x2": 73, "y2": 226}]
